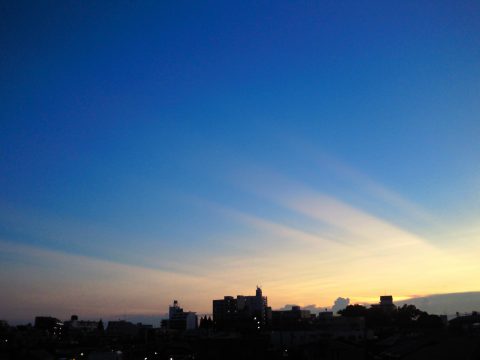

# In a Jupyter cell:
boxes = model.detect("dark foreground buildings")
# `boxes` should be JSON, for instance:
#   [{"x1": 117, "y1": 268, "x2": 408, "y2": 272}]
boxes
[{"x1": 1, "y1": 292, "x2": 479, "y2": 359}]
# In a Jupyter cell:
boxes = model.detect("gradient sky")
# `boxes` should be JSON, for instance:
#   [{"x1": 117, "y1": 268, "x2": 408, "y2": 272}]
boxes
[{"x1": 1, "y1": 1, "x2": 480, "y2": 323}]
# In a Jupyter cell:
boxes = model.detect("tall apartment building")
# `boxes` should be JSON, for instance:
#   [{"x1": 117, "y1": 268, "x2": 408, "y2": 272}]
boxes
[{"x1": 213, "y1": 287, "x2": 271, "y2": 328}]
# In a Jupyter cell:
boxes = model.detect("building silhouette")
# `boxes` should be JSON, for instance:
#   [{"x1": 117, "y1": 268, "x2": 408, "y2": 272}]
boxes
[
  {"x1": 34, "y1": 316, "x2": 63, "y2": 338},
  {"x1": 213, "y1": 286, "x2": 271, "y2": 330},
  {"x1": 162, "y1": 300, "x2": 198, "y2": 331},
  {"x1": 373, "y1": 295, "x2": 396, "y2": 313},
  {"x1": 64, "y1": 315, "x2": 100, "y2": 334},
  {"x1": 271, "y1": 305, "x2": 313, "y2": 329}
]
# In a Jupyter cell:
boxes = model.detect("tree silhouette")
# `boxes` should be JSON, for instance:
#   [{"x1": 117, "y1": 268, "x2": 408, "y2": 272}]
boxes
[
  {"x1": 97, "y1": 319, "x2": 104, "y2": 333},
  {"x1": 337, "y1": 304, "x2": 368, "y2": 317}
]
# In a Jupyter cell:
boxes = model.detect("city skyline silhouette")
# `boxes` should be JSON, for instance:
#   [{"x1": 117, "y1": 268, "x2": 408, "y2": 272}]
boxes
[{"x1": 1, "y1": 0, "x2": 479, "y2": 341}]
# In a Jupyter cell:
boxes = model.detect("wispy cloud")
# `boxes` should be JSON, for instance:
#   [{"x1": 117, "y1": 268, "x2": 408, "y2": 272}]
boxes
[
  {"x1": 281, "y1": 138, "x2": 438, "y2": 223},
  {"x1": 1, "y1": 149, "x2": 479, "y2": 322},
  {"x1": 220, "y1": 162, "x2": 480, "y2": 305},
  {"x1": 309, "y1": 151, "x2": 437, "y2": 224},
  {"x1": 283, "y1": 191, "x2": 425, "y2": 249},
  {"x1": 0, "y1": 201, "x2": 222, "y2": 277},
  {"x1": 0, "y1": 239, "x2": 221, "y2": 322}
]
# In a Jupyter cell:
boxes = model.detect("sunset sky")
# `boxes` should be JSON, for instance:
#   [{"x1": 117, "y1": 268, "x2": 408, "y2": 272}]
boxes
[{"x1": 1, "y1": 1, "x2": 480, "y2": 323}]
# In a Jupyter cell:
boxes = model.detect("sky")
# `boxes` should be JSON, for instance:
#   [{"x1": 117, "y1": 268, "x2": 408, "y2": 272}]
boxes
[{"x1": 1, "y1": 1, "x2": 480, "y2": 324}]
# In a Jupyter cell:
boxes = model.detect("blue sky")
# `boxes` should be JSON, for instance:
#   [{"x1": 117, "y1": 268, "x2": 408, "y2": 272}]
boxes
[{"x1": 1, "y1": 1, "x2": 480, "y2": 322}]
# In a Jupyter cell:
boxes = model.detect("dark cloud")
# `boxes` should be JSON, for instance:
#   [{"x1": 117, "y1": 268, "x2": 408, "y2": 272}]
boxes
[
  {"x1": 395, "y1": 292, "x2": 480, "y2": 316},
  {"x1": 277, "y1": 304, "x2": 331, "y2": 314},
  {"x1": 277, "y1": 304, "x2": 298, "y2": 311},
  {"x1": 302, "y1": 304, "x2": 329, "y2": 314},
  {"x1": 332, "y1": 297, "x2": 350, "y2": 314}
]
